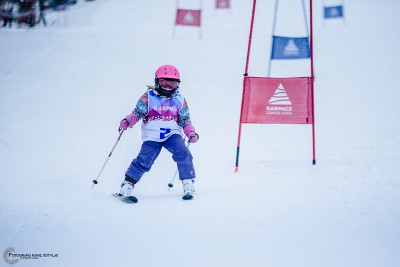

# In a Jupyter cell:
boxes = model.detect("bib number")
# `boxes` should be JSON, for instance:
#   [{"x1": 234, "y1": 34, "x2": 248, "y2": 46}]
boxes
[{"x1": 160, "y1": 128, "x2": 171, "y2": 139}]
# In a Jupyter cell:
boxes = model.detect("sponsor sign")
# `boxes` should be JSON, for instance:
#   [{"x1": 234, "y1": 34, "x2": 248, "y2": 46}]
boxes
[
  {"x1": 324, "y1": 6, "x2": 344, "y2": 19},
  {"x1": 175, "y1": 9, "x2": 201, "y2": 26},
  {"x1": 271, "y1": 36, "x2": 310, "y2": 60},
  {"x1": 216, "y1": 0, "x2": 230, "y2": 9},
  {"x1": 241, "y1": 76, "x2": 313, "y2": 124}
]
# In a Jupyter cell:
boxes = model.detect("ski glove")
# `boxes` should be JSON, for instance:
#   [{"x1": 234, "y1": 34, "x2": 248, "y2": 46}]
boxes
[
  {"x1": 118, "y1": 113, "x2": 138, "y2": 131},
  {"x1": 184, "y1": 124, "x2": 199, "y2": 143},
  {"x1": 188, "y1": 132, "x2": 199, "y2": 143},
  {"x1": 119, "y1": 119, "x2": 129, "y2": 131}
]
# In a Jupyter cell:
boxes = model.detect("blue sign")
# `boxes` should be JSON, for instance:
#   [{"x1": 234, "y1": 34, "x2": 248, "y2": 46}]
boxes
[
  {"x1": 270, "y1": 36, "x2": 310, "y2": 60},
  {"x1": 324, "y1": 6, "x2": 344, "y2": 19}
]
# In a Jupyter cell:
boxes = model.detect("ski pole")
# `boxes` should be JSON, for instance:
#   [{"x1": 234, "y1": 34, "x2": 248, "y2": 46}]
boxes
[
  {"x1": 92, "y1": 129, "x2": 124, "y2": 189},
  {"x1": 167, "y1": 138, "x2": 191, "y2": 189}
]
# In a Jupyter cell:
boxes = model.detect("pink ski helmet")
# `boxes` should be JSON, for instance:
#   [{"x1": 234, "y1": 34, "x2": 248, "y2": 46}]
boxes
[{"x1": 155, "y1": 64, "x2": 180, "y2": 81}]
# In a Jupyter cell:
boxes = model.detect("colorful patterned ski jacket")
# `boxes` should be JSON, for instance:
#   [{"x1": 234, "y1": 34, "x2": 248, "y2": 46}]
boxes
[{"x1": 124, "y1": 89, "x2": 195, "y2": 142}]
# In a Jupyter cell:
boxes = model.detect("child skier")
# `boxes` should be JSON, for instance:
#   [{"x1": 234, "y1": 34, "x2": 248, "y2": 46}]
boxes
[{"x1": 117, "y1": 64, "x2": 199, "y2": 201}]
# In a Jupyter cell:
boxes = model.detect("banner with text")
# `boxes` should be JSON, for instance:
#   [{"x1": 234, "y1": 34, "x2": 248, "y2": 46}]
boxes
[{"x1": 241, "y1": 76, "x2": 313, "y2": 124}]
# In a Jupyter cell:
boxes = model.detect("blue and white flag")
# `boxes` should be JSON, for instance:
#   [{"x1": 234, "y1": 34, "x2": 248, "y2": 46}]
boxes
[
  {"x1": 324, "y1": 5, "x2": 344, "y2": 19},
  {"x1": 270, "y1": 36, "x2": 310, "y2": 60}
]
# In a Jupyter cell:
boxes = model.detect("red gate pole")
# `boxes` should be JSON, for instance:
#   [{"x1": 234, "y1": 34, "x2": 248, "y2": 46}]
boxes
[
  {"x1": 235, "y1": 0, "x2": 257, "y2": 173},
  {"x1": 309, "y1": 0, "x2": 316, "y2": 165}
]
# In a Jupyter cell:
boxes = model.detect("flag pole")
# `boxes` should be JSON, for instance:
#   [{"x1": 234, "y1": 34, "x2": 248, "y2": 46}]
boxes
[
  {"x1": 342, "y1": 0, "x2": 346, "y2": 25},
  {"x1": 235, "y1": 0, "x2": 257, "y2": 173},
  {"x1": 199, "y1": 0, "x2": 203, "y2": 39},
  {"x1": 309, "y1": 0, "x2": 316, "y2": 165},
  {"x1": 267, "y1": 0, "x2": 279, "y2": 77},
  {"x1": 172, "y1": 0, "x2": 179, "y2": 38},
  {"x1": 301, "y1": 0, "x2": 309, "y2": 36}
]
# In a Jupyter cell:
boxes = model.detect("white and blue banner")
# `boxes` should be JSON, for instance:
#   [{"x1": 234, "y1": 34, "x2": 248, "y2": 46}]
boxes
[
  {"x1": 324, "y1": 5, "x2": 344, "y2": 19},
  {"x1": 270, "y1": 36, "x2": 310, "y2": 60}
]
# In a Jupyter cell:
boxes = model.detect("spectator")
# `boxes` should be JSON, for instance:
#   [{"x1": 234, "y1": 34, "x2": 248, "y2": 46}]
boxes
[
  {"x1": 1, "y1": 1, "x2": 14, "y2": 28},
  {"x1": 17, "y1": 0, "x2": 36, "y2": 27},
  {"x1": 37, "y1": 0, "x2": 46, "y2": 26}
]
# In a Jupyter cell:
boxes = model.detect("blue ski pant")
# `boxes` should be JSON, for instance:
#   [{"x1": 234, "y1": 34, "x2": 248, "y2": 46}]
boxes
[{"x1": 125, "y1": 134, "x2": 196, "y2": 182}]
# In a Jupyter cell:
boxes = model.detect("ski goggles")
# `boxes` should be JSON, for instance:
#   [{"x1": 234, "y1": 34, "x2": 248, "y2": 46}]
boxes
[{"x1": 158, "y1": 78, "x2": 180, "y2": 90}]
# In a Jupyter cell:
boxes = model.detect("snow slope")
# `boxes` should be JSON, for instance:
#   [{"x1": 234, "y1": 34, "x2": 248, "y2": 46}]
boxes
[{"x1": 1, "y1": 0, "x2": 399, "y2": 266}]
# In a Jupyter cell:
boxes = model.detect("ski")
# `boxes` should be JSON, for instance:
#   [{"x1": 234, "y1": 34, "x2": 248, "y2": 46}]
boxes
[
  {"x1": 112, "y1": 193, "x2": 138, "y2": 204},
  {"x1": 112, "y1": 193, "x2": 192, "y2": 202},
  {"x1": 182, "y1": 193, "x2": 193, "y2": 200}
]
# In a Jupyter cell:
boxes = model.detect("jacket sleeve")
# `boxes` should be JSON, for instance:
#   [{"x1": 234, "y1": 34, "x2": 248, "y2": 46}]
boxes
[
  {"x1": 177, "y1": 98, "x2": 192, "y2": 128},
  {"x1": 124, "y1": 92, "x2": 149, "y2": 127},
  {"x1": 132, "y1": 92, "x2": 149, "y2": 120}
]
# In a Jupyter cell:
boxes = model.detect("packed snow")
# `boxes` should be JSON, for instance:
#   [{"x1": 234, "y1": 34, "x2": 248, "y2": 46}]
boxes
[{"x1": 1, "y1": 0, "x2": 399, "y2": 266}]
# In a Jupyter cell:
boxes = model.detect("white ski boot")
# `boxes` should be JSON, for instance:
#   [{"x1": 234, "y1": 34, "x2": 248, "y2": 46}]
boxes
[
  {"x1": 182, "y1": 179, "x2": 195, "y2": 200},
  {"x1": 118, "y1": 181, "x2": 138, "y2": 203}
]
